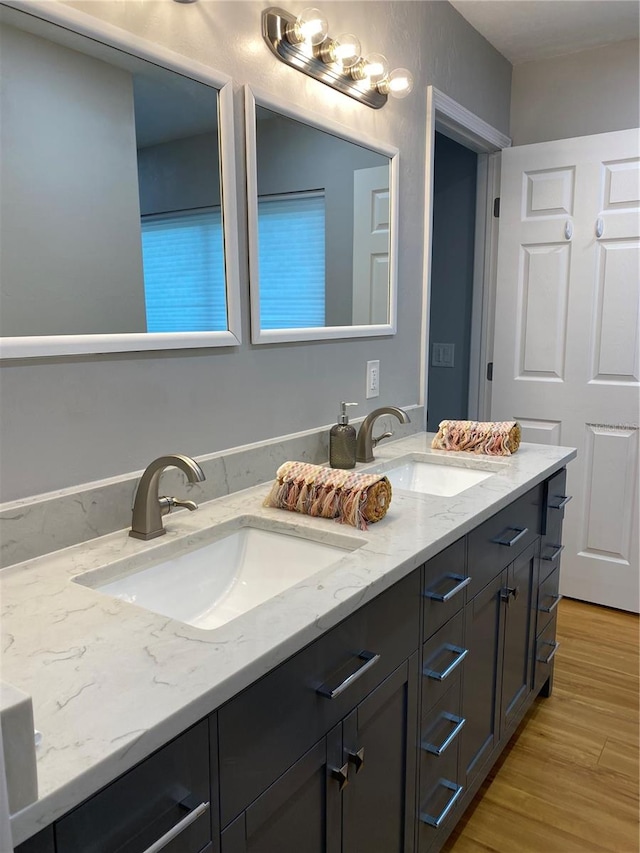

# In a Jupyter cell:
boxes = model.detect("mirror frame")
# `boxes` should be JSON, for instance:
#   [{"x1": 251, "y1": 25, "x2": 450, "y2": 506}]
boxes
[
  {"x1": 245, "y1": 85, "x2": 399, "y2": 345},
  {"x1": 0, "y1": 0, "x2": 242, "y2": 358}
]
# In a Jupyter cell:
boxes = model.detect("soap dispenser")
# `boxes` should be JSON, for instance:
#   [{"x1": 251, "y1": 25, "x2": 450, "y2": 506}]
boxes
[{"x1": 330, "y1": 402, "x2": 358, "y2": 469}]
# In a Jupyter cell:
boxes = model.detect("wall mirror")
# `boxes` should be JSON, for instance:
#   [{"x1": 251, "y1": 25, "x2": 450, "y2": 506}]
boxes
[
  {"x1": 245, "y1": 86, "x2": 399, "y2": 344},
  {"x1": 0, "y1": 2, "x2": 241, "y2": 358}
]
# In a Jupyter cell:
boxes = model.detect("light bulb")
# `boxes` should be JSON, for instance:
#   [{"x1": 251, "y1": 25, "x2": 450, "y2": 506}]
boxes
[
  {"x1": 381, "y1": 67, "x2": 414, "y2": 98},
  {"x1": 361, "y1": 53, "x2": 388, "y2": 87},
  {"x1": 294, "y1": 7, "x2": 328, "y2": 45},
  {"x1": 331, "y1": 33, "x2": 362, "y2": 68}
]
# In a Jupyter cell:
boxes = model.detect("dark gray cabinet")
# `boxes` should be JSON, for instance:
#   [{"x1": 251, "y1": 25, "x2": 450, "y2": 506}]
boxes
[
  {"x1": 221, "y1": 657, "x2": 417, "y2": 853},
  {"x1": 14, "y1": 470, "x2": 568, "y2": 853}
]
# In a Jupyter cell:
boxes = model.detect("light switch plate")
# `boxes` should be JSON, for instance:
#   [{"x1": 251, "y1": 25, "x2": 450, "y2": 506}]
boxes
[
  {"x1": 431, "y1": 343, "x2": 455, "y2": 368},
  {"x1": 366, "y1": 360, "x2": 380, "y2": 398}
]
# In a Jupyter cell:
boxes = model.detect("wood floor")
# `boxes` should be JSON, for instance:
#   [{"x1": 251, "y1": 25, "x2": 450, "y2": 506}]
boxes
[{"x1": 443, "y1": 598, "x2": 640, "y2": 853}]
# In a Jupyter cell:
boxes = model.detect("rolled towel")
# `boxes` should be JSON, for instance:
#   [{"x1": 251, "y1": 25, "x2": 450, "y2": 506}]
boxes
[
  {"x1": 431, "y1": 420, "x2": 521, "y2": 456},
  {"x1": 263, "y1": 461, "x2": 392, "y2": 530}
]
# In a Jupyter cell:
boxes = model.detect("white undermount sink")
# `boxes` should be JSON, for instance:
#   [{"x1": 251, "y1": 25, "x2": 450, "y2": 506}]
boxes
[
  {"x1": 74, "y1": 519, "x2": 364, "y2": 631},
  {"x1": 372, "y1": 453, "x2": 507, "y2": 497}
]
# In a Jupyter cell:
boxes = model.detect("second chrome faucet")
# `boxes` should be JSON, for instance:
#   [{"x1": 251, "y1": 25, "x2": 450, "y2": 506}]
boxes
[
  {"x1": 130, "y1": 454, "x2": 205, "y2": 540},
  {"x1": 356, "y1": 406, "x2": 410, "y2": 463}
]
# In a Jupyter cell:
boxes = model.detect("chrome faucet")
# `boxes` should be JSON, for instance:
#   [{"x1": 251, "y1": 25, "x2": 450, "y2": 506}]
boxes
[
  {"x1": 356, "y1": 406, "x2": 410, "y2": 463},
  {"x1": 130, "y1": 454, "x2": 206, "y2": 540}
]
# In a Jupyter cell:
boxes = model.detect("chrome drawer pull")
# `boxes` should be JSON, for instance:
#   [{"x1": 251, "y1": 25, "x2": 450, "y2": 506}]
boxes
[
  {"x1": 492, "y1": 526, "x2": 529, "y2": 547},
  {"x1": 424, "y1": 645, "x2": 468, "y2": 681},
  {"x1": 422, "y1": 713, "x2": 466, "y2": 756},
  {"x1": 549, "y1": 494, "x2": 572, "y2": 510},
  {"x1": 142, "y1": 799, "x2": 209, "y2": 853},
  {"x1": 537, "y1": 640, "x2": 560, "y2": 665},
  {"x1": 420, "y1": 780, "x2": 464, "y2": 828},
  {"x1": 541, "y1": 544, "x2": 564, "y2": 561},
  {"x1": 317, "y1": 651, "x2": 381, "y2": 699},
  {"x1": 540, "y1": 594, "x2": 562, "y2": 614},
  {"x1": 424, "y1": 575, "x2": 471, "y2": 602}
]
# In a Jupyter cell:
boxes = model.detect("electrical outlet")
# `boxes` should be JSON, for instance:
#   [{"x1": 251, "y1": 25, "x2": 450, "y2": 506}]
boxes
[{"x1": 366, "y1": 360, "x2": 380, "y2": 399}]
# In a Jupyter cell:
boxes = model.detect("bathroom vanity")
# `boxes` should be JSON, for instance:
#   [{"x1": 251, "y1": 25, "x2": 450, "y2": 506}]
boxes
[{"x1": 3, "y1": 435, "x2": 574, "y2": 853}]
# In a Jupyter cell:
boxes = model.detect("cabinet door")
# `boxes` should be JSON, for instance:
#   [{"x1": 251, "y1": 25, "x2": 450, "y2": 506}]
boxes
[
  {"x1": 500, "y1": 541, "x2": 538, "y2": 733},
  {"x1": 15, "y1": 828, "x2": 55, "y2": 853},
  {"x1": 459, "y1": 572, "x2": 505, "y2": 789},
  {"x1": 342, "y1": 655, "x2": 418, "y2": 853},
  {"x1": 220, "y1": 729, "x2": 342, "y2": 853}
]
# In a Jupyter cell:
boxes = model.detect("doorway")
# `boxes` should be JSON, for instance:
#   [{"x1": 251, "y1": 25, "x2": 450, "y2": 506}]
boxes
[
  {"x1": 427, "y1": 133, "x2": 478, "y2": 431},
  {"x1": 421, "y1": 86, "x2": 509, "y2": 431}
]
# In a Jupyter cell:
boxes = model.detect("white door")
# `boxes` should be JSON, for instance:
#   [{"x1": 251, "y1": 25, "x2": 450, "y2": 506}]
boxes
[
  {"x1": 492, "y1": 128, "x2": 640, "y2": 613},
  {"x1": 352, "y1": 165, "x2": 390, "y2": 325}
]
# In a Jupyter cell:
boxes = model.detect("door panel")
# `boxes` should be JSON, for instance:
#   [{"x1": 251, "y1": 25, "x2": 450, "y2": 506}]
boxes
[
  {"x1": 221, "y1": 731, "x2": 341, "y2": 853},
  {"x1": 500, "y1": 543, "x2": 537, "y2": 732},
  {"x1": 342, "y1": 657, "x2": 418, "y2": 853},
  {"x1": 492, "y1": 128, "x2": 640, "y2": 612},
  {"x1": 459, "y1": 572, "x2": 504, "y2": 788}
]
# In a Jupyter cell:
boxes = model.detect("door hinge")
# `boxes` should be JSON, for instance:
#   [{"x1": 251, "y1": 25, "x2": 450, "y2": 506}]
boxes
[
  {"x1": 493, "y1": 197, "x2": 500, "y2": 218},
  {"x1": 486, "y1": 362, "x2": 493, "y2": 381}
]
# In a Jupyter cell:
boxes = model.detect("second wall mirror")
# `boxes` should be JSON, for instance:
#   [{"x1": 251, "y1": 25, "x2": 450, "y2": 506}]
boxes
[{"x1": 245, "y1": 86, "x2": 399, "y2": 344}]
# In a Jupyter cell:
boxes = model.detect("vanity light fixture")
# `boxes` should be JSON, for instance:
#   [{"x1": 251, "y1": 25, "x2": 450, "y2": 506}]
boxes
[{"x1": 263, "y1": 6, "x2": 413, "y2": 108}]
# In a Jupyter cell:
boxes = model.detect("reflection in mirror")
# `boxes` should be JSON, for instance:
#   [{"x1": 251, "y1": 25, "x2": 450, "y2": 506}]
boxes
[
  {"x1": 0, "y1": 5, "x2": 240, "y2": 357},
  {"x1": 246, "y1": 87, "x2": 398, "y2": 344}
]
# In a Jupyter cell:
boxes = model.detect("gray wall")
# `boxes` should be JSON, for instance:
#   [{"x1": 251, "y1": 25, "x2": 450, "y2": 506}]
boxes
[
  {"x1": 510, "y1": 38, "x2": 640, "y2": 145},
  {"x1": 0, "y1": 24, "x2": 146, "y2": 336},
  {"x1": 0, "y1": 0, "x2": 512, "y2": 501},
  {"x1": 137, "y1": 132, "x2": 222, "y2": 214}
]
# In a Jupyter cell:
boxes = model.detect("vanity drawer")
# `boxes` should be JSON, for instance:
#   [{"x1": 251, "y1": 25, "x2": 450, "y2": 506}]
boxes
[
  {"x1": 537, "y1": 566, "x2": 561, "y2": 640},
  {"x1": 218, "y1": 569, "x2": 420, "y2": 828},
  {"x1": 56, "y1": 720, "x2": 211, "y2": 853},
  {"x1": 535, "y1": 613, "x2": 559, "y2": 694},
  {"x1": 543, "y1": 467, "x2": 570, "y2": 538},
  {"x1": 422, "y1": 537, "x2": 468, "y2": 642},
  {"x1": 421, "y1": 610, "x2": 466, "y2": 715},
  {"x1": 467, "y1": 484, "x2": 543, "y2": 598},
  {"x1": 418, "y1": 691, "x2": 463, "y2": 853}
]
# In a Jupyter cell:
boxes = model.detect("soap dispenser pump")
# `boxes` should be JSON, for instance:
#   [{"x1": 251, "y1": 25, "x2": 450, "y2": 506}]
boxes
[{"x1": 330, "y1": 402, "x2": 358, "y2": 469}]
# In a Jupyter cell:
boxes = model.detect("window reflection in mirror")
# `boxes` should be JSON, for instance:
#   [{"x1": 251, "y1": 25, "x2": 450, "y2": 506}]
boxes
[
  {"x1": 253, "y1": 104, "x2": 392, "y2": 334},
  {"x1": 0, "y1": 12, "x2": 227, "y2": 338}
]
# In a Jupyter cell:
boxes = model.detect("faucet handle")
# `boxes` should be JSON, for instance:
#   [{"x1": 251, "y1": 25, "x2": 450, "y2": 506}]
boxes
[
  {"x1": 372, "y1": 431, "x2": 393, "y2": 448},
  {"x1": 159, "y1": 496, "x2": 199, "y2": 516}
]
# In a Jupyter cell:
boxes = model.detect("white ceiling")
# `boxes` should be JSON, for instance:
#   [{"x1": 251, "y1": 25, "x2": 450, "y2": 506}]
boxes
[{"x1": 449, "y1": 0, "x2": 640, "y2": 64}]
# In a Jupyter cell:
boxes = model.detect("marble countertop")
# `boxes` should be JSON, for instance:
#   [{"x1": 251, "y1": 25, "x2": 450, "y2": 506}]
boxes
[{"x1": 1, "y1": 434, "x2": 576, "y2": 846}]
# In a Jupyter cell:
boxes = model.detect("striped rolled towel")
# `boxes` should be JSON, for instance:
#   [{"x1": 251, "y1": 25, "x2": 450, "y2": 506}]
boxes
[
  {"x1": 431, "y1": 420, "x2": 521, "y2": 456},
  {"x1": 263, "y1": 461, "x2": 392, "y2": 530}
]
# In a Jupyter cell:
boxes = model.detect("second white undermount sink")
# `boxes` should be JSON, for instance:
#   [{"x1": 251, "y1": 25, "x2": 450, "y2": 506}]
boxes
[
  {"x1": 74, "y1": 519, "x2": 363, "y2": 631},
  {"x1": 371, "y1": 453, "x2": 507, "y2": 497}
]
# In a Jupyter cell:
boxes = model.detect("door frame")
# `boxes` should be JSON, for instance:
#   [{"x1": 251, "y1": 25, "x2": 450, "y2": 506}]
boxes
[{"x1": 420, "y1": 87, "x2": 511, "y2": 427}]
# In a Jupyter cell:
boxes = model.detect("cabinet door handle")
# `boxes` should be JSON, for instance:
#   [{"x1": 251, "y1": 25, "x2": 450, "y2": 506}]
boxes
[
  {"x1": 537, "y1": 640, "x2": 560, "y2": 665},
  {"x1": 540, "y1": 594, "x2": 562, "y2": 614},
  {"x1": 541, "y1": 543, "x2": 564, "y2": 562},
  {"x1": 419, "y1": 780, "x2": 464, "y2": 828},
  {"x1": 492, "y1": 526, "x2": 528, "y2": 547},
  {"x1": 549, "y1": 494, "x2": 572, "y2": 510},
  {"x1": 500, "y1": 586, "x2": 519, "y2": 604},
  {"x1": 331, "y1": 762, "x2": 350, "y2": 790},
  {"x1": 317, "y1": 651, "x2": 381, "y2": 699},
  {"x1": 348, "y1": 747, "x2": 365, "y2": 773},
  {"x1": 422, "y1": 713, "x2": 466, "y2": 756},
  {"x1": 423, "y1": 645, "x2": 468, "y2": 681},
  {"x1": 424, "y1": 575, "x2": 471, "y2": 602},
  {"x1": 141, "y1": 799, "x2": 209, "y2": 853}
]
